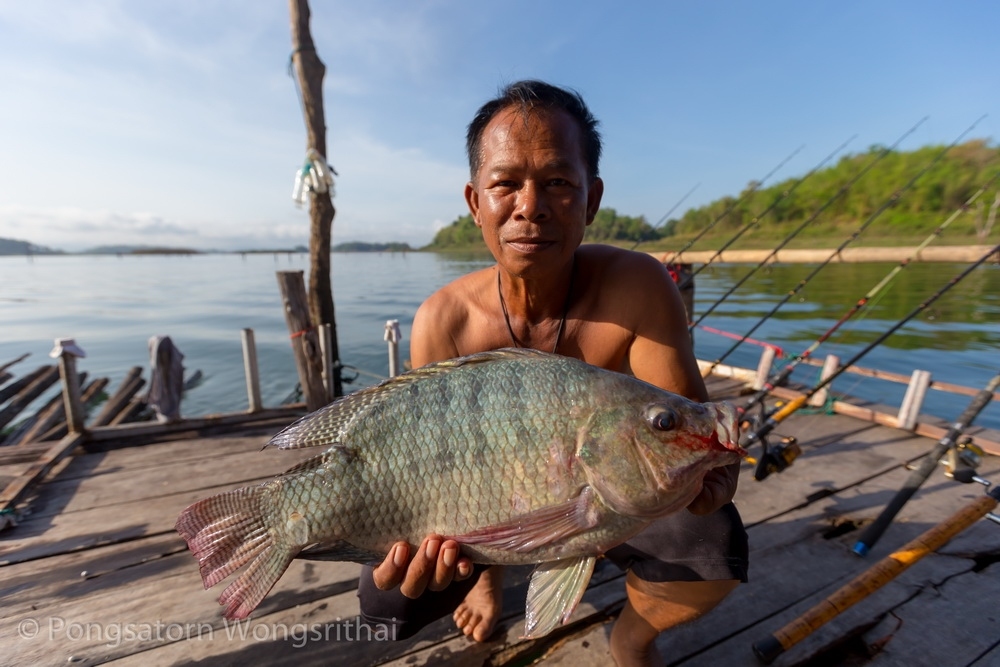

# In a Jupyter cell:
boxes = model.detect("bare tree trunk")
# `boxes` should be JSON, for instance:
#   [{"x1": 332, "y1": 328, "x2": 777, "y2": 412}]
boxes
[{"x1": 289, "y1": 0, "x2": 342, "y2": 397}]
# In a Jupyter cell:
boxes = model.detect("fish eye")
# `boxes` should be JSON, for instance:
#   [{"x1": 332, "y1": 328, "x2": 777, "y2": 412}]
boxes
[{"x1": 646, "y1": 406, "x2": 678, "y2": 431}]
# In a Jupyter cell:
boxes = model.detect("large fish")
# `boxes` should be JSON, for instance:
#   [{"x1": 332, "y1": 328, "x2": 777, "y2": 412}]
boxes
[{"x1": 175, "y1": 348, "x2": 743, "y2": 637}]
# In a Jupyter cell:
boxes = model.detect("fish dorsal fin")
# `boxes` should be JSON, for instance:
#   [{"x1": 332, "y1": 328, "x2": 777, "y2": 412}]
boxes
[
  {"x1": 277, "y1": 445, "x2": 357, "y2": 477},
  {"x1": 524, "y1": 556, "x2": 596, "y2": 638},
  {"x1": 266, "y1": 348, "x2": 553, "y2": 450}
]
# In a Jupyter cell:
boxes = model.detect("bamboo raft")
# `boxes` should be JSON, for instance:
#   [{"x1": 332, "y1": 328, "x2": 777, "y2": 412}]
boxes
[{"x1": 2, "y1": 365, "x2": 998, "y2": 666}]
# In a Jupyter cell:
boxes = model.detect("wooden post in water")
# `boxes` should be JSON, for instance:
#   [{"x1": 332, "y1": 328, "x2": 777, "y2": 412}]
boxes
[
  {"x1": 319, "y1": 323, "x2": 335, "y2": 402},
  {"x1": 241, "y1": 328, "x2": 263, "y2": 413},
  {"x1": 753, "y1": 346, "x2": 778, "y2": 391},
  {"x1": 288, "y1": 0, "x2": 342, "y2": 398},
  {"x1": 385, "y1": 320, "x2": 402, "y2": 378},
  {"x1": 277, "y1": 271, "x2": 328, "y2": 412},
  {"x1": 898, "y1": 369, "x2": 932, "y2": 430},
  {"x1": 808, "y1": 354, "x2": 841, "y2": 407},
  {"x1": 51, "y1": 339, "x2": 86, "y2": 434}
]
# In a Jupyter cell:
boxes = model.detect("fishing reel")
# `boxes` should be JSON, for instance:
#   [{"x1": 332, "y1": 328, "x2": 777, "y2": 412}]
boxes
[
  {"x1": 750, "y1": 436, "x2": 801, "y2": 481},
  {"x1": 942, "y1": 437, "x2": 985, "y2": 480},
  {"x1": 741, "y1": 400, "x2": 801, "y2": 481}
]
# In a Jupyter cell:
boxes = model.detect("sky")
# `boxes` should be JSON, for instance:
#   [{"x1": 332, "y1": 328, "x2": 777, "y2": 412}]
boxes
[{"x1": 0, "y1": 1, "x2": 998, "y2": 252}]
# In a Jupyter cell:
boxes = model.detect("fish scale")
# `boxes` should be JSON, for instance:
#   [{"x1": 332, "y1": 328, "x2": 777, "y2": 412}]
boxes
[{"x1": 176, "y1": 348, "x2": 742, "y2": 636}]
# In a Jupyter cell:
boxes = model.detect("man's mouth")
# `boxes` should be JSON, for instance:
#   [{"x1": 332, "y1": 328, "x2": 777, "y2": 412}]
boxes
[{"x1": 505, "y1": 238, "x2": 553, "y2": 253}]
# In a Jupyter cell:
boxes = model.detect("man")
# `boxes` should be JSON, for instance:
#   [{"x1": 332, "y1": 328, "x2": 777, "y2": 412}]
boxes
[{"x1": 358, "y1": 80, "x2": 747, "y2": 666}]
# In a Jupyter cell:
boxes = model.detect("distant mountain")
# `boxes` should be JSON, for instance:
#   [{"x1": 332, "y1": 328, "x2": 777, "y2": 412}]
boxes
[
  {"x1": 0, "y1": 237, "x2": 64, "y2": 255},
  {"x1": 333, "y1": 241, "x2": 413, "y2": 252}
]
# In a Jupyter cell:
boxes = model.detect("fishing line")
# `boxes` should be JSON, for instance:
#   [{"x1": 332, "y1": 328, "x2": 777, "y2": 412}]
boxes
[
  {"x1": 628, "y1": 183, "x2": 701, "y2": 251},
  {"x1": 851, "y1": 369, "x2": 1000, "y2": 557},
  {"x1": 677, "y1": 136, "x2": 856, "y2": 291},
  {"x1": 742, "y1": 242, "x2": 1000, "y2": 480},
  {"x1": 665, "y1": 146, "x2": 806, "y2": 265},
  {"x1": 740, "y1": 168, "x2": 999, "y2": 416},
  {"x1": 690, "y1": 118, "x2": 932, "y2": 332},
  {"x1": 699, "y1": 117, "x2": 989, "y2": 372}
]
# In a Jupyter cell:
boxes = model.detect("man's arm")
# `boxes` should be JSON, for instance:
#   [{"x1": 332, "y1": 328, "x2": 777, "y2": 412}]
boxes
[{"x1": 623, "y1": 253, "x2": 739, "y2": 516}]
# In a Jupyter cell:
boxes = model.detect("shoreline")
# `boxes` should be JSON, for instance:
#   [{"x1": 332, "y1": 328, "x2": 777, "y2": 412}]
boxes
[{"x1": 653, "y1": 244, "x2": 998, "y2": 264}]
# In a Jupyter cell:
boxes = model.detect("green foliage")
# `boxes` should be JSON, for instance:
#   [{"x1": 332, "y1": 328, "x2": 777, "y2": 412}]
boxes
[
  {"x1": 333, "y1": 241, "x2": 412, "y2": 252},
  {"x1": 670, "y1": 139, "x2": 1000, "y2": 243},
  {"x1": 424, "y1": 214, "x2": 486, "y2": 249},
  {"x1": 583, "y1": 209, "x2": 663, "y2": 242}
]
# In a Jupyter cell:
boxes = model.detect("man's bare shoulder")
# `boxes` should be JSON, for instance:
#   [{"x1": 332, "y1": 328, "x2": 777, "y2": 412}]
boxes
[
  {"x1": 576, "y1": 244, "x2": 673, "y2": 293},
  {"x1": 417, "y1": 267, "x2": 494, "y2": 321},
  {"x1": 411, "y1": 267, "x2": 495, "y2": 365}
]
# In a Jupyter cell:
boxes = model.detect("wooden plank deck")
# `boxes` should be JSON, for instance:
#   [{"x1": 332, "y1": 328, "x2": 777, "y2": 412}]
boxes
[{"x1": 1, "y1": 376, "x2": 998, "y2": 667}]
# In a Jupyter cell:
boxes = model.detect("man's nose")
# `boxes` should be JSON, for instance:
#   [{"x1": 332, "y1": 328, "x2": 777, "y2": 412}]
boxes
[{"x1": 514, "y1": 181, "x2": 548, "y2": 221}]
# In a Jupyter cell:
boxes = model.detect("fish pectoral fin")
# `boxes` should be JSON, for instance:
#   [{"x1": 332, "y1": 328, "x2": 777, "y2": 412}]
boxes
[
  {"x1": 298, "y1": 541, "x2": 385, "y2": 565},
  {"x1": 523, "y1": 556, "x2": 596, "y2": 638},
  {"x1": 450, "y1": 487, "x2": 600, "y2": 553}
]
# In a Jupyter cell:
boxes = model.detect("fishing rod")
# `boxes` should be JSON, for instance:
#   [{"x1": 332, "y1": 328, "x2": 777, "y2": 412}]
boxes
[
  {"x1": 851, "y1": 370, "x2": 1000, "y2": 557},
  {"x1": 628, "y1": 183, "x2": 700, "y2": 252},
  {"x1": 739, "y1": 170, "x2": 1000, "y2": 418},
  {"x1": 690, "y1": 118, "x2": 931, "y2": 332},
  {"x1": 743, "y1": 242, "x2": 1000, "y2": 481},
  {"x1": 753, "y1": 473, "x2": 1000, "y2": 664},
  {"x1": 677, "y1": 136, "x2": 856, "y2": 291},
  {"x1": 664, "y1": 146, "x2": 805, "y2": 263},
  {"x1": 698, "y1": 118, "x2": 989, "y2": 370}
]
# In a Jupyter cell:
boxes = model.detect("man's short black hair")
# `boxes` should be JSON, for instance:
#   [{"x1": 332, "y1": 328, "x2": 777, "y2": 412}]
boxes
[{"x1": 466, "y1": 80, "x2": 602, "y2": 181}]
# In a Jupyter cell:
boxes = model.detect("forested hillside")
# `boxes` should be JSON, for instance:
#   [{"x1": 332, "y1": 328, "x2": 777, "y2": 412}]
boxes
[{"x1": 669, "y1": 139, "x2": 999, "y2": 245}]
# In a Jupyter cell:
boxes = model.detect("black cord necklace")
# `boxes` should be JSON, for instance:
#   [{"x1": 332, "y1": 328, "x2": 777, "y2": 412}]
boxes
[{"x1": 497, "y1": 258, "x2": 575, "y2": 354}]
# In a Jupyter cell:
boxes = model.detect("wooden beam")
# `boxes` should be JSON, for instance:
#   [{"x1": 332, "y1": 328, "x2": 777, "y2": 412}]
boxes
[
  {"x1": 0, "y1": 365, "x2": 59, "y2": 430},
  {"x1": 767, "y1": 385, "x2": 1000, "y2": 456},
  {"x1": 86, "y1": 406, "x2": 307, "y2": 442},
  {"x1": 0, "y1": 432, "x2": 87, "y2": 528}
]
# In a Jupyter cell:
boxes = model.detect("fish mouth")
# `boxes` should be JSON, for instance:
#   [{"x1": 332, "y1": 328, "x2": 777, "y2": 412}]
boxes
[{"x1": 711, "y1": 403, "x2": 746, "y2": 457}]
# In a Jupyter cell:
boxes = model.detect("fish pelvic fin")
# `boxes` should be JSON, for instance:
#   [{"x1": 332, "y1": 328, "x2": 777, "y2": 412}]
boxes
[
  {"x1": 449, "y1": 487, "x2": 601, "y2": 553},
  {"x1": 524, "y1": 556, "x2": 596, "y2": 638},
  {"x1": 175, "y1": 487, "x2": 297, "y2": 620}
]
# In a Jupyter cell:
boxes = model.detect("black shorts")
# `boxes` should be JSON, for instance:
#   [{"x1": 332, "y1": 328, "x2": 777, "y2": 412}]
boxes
[{"x1": 357, "y1": 502, "x2": 748, "y2": 640}]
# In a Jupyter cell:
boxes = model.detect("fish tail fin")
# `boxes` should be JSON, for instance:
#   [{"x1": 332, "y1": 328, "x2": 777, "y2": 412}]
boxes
[{"x1": 175, "y1": 486, "x2": 296, "y2": 619}]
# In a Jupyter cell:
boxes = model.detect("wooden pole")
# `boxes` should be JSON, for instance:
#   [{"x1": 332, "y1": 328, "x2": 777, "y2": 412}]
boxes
[
  {"x1": 0, "y1": 366, "x2": 59, "y2": 431},
  {"x1": 241, "y1": 328, "x2": 263, "y2": 413},
  {"x1": 57, "y1": 354, "x2": 85, "y2": 434},
  {"x1": 89, "y1": 367, "x2": 145, "y2": 427},
  {"x1": 276, "y1": 270, "x2": 328, "y2": 411},
  {"x1": 289, "y1": 0, "x2": 342, "y2": 398}
]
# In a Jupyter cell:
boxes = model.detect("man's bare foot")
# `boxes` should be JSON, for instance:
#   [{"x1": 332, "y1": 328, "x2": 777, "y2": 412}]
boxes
[
  {"x1": 453, "y1": 565, "x2": 503, "y2": 642},
  {"x1": 609, "y1": 601, "x2": 665, "y2": 667}
]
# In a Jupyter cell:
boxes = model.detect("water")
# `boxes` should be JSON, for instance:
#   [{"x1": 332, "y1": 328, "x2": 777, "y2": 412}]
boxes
[{"x1": 1, "y1": 252, "x2": 998, "y2": 430}]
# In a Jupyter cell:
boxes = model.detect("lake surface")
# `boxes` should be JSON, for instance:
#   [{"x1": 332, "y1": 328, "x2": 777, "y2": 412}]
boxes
[{"x1": 1, "y1": 251, "x2": 997, "y2": 430}]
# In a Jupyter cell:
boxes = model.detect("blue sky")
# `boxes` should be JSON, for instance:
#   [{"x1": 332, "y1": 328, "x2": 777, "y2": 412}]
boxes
[{"x1": 0, "y1": 1, "x2": 997, "y2": 251}]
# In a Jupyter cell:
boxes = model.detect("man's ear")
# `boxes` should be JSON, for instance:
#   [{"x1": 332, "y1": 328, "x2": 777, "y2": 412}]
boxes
[
  {"x1": 585, "y1": 177, "x2": 604, "y2": 226},
  {"x1": 464, "y1": 181, "x2": 483, "y2": 228}
]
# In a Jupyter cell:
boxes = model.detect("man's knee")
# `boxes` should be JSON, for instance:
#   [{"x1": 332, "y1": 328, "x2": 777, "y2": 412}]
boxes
[{"x1": 624, "y1": 571, "x2": 739, "y2": 630}]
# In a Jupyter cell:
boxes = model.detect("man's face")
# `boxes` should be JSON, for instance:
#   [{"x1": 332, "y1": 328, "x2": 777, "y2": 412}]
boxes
[{"x1": 465, "y1": 106, "x2": 603, "y2": 277}]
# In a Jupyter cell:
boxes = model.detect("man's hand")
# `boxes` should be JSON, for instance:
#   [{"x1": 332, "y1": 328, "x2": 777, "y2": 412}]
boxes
[
  {"x1": 687, "y1": 463, "x2": 739, "y2": 515},
  {"x1": 371, "y1": 534, "x2": 474, "y2": 598}
]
